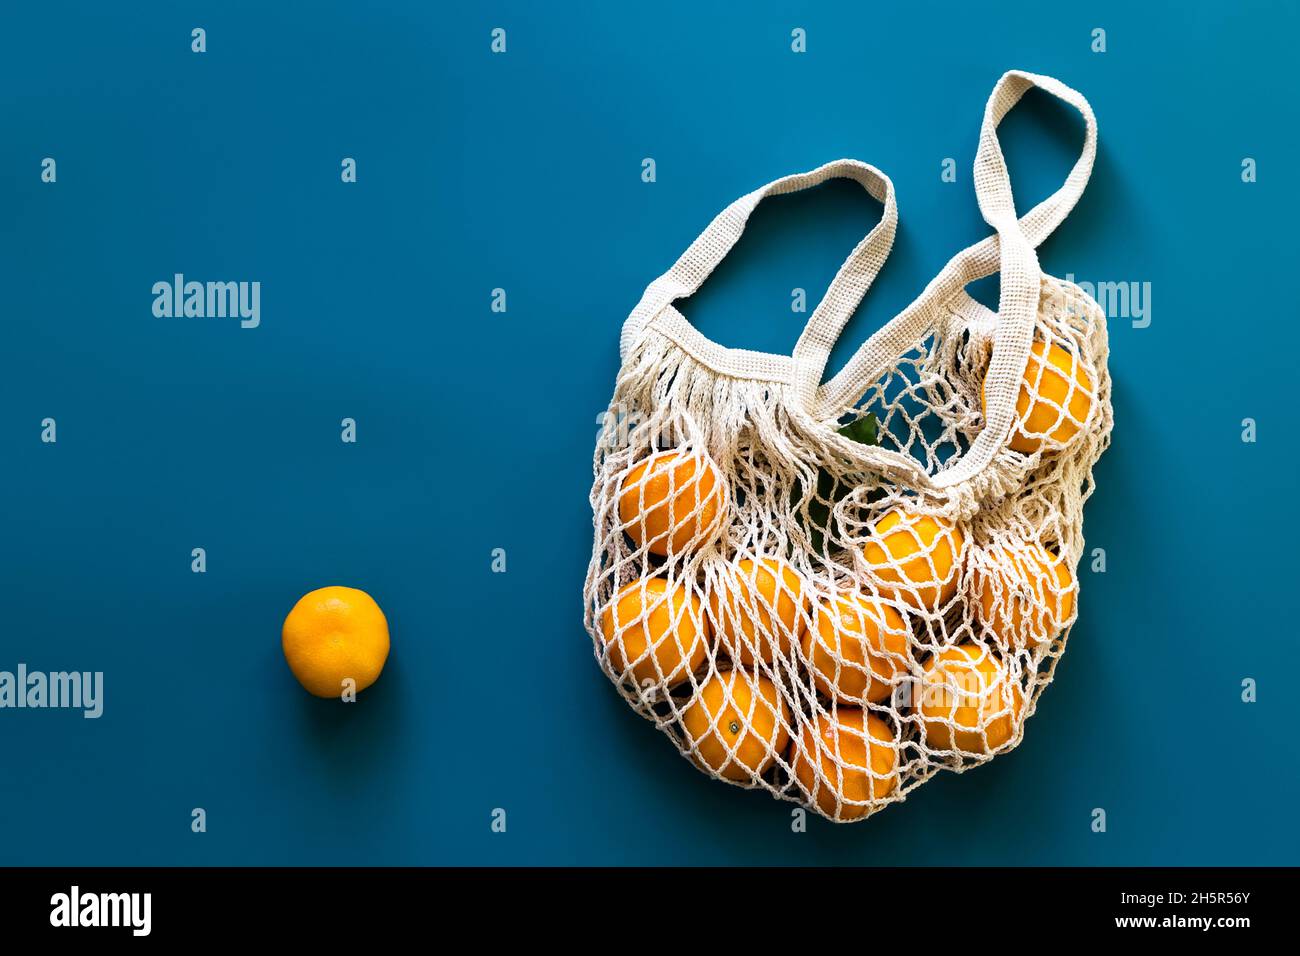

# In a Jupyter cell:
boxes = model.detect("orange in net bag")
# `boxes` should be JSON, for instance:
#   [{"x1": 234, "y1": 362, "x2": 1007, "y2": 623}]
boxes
[{"x1": 584, "y1": 71, "x2": 1112, "y2": 822}]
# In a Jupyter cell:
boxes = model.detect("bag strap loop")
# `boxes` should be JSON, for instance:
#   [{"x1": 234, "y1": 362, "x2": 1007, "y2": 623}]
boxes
[
  {"x1": 973, "y1": 70, "x2": 1098, "y2": 257},
  {"x1": 619, "y1": 160, "x2": 897, "y2": 381},
  {"x1": 808, "y1": 70, "x2": 1096, "y2": 491}
]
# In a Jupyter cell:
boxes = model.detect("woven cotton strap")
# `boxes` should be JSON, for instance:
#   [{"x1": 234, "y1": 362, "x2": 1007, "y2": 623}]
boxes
[
  {"x1": 810, "y1": 71, "x2": 1097, "y2": 494},
  {"x1": 619, "y1": 160, "x2": 897, "y2": 386}
]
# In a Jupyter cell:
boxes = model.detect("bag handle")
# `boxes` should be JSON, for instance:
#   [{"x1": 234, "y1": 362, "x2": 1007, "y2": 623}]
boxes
[
  {"x1": 619, "y1": 160, "x2": 898, "y2": 379},
  {"x1": 807, "y1": 71, "x2": 1097, "y2": 491},
  {"x1": 973, "y1": 70, "x2": 1097, "y2": 261}
]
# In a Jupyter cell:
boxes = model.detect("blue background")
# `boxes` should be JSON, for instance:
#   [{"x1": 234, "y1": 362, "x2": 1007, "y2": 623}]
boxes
[{"x1": 2, "y1": 0, "x2": 1297, "y2": 865}]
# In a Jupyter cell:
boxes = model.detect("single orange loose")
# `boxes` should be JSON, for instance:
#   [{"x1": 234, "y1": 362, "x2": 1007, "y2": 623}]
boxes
[
  {"x1": 802, "y1": 591, "x2": 910, "y2": 703},
  {"x1": 707, "y1": 557, "x2": 807, "y2": 666},
  {"x1": 600, "y1": 577, "x2": 709, "y2": 689},
  {"x1": 983, "y1": 339, "x2": 1094, "y2": 454},
  {"x1": 680, "y1": 669, "x2": 791, "y2": 782},
  {"x1": 862, "y1": 508, "x2": 965, "y2": 611},
  {"x1": 789, "y1": 708, "x2": 899, "y2": 821},
  {"x1": 971, "y1": 540, "x2": 1077, "y2": 648},
  {"x1": 917, "y1": 643, "x2": 1024, "y2": 754},
  {"x1": 282, "y1": 586, "x2": 390, "y2": 699},
  {"x1": 618, "y1": 450, "x2": 725, "y2": 557}
]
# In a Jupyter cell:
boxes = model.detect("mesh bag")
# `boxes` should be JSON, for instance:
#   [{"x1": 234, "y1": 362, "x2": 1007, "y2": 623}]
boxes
[{"x1": 583, "y1": 71, "x2": 1112, "y2": 822}]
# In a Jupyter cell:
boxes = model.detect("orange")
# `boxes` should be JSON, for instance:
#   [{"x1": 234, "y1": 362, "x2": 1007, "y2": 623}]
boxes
[
  {"x1": 707, "y1": 558, "x2": 807, "y2": 666},
  {"x1": 983, "y1": 339, "x2": 1094, "y2": 454},
  {"x1": 971, "y1": 540, "x2": 1077, "y2": 648},
  {"x1": 618, "y1": 450, "x2": 725, "y2": 557},
  {"x1": 862, "y1": 508, "x2": 965, "y2": 611},
  {"x1": 802, "y1": 591, "x2": 910, "y2": 703},
  {"x1": 599, "y1": 577, "x2": 709, "y2": 688},
  {"x1": 680, "y1": 669, "x2": 791, "y2": 782},
  {"x1": 789, "y1": 708, "x2": 898, "y2": 820},
  {"x1": 917, "y1": 643, "x2": 1024, "y2": 754},
  {"x1": 282, "y1": 586, "x2": 390, "y2": 699}
]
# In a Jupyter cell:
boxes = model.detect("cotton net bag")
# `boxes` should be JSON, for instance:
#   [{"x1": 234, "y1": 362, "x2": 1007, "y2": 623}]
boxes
[{"x1": 584, "y1": 71, "x2": 1112, "y2": 822}]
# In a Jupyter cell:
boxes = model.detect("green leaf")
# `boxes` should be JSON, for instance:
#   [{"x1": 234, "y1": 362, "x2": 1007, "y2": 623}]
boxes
[{"x1": 837, "y1": 412, "x2": 878, "y2": 446}]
